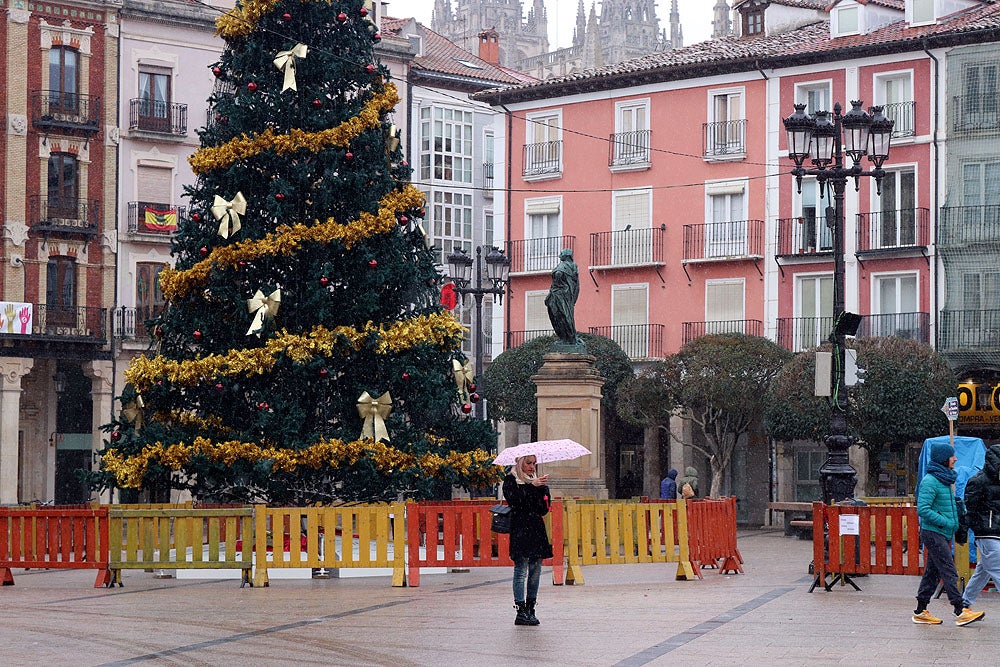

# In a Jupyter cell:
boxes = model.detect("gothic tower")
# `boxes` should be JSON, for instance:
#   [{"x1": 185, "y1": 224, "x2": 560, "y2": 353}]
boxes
[
  {"x1": 712, "y1": 0, "x2": 733, "y2": 39},
  {"x1": 668, "y1": 0, "x2": 683, "y2": 49},
  {"x1": 596, "y1": 0, "x2": 665, "y2": 68},
  {"x1": 430, "y1": 0, "x2": 549, "y2": 64}
]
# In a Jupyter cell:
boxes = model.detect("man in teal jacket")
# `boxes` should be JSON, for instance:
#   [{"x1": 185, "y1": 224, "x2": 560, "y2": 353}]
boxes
[{"x1": 913, "y1": 440, "x2": 986, "y2": 626}]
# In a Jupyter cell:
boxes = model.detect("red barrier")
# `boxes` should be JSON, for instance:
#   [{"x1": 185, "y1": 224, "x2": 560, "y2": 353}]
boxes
[
  {"x1": 406, "y1": 501, "x2": 564, "y2": 587},
  {"x1": 685, "y1": 497, "x2": 743, "y2": 576},
  {"x1": 0, "y1": 508, "x2": 111, "y2": 587}
]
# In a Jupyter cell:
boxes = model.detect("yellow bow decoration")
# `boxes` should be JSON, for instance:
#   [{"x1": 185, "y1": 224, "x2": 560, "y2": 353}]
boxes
[
  {"x1": 273, "y1": 43, "x2": 308, "y2": 92},
  {"x1": 357, "y1": 391, "x2": 392, "y2": 442},
  {"x1": 212, "y1": 192, "x2": 247, "y2": 239},
  {"x1": 386, "y1": 124, "x2": 400, "y2": 153},
  {"x1": 122, "y1": 394, "x2": 145, "y2": 430},
  {"x1": 452, "y1": 359, "x2": 474, "y2": 403},
  {"x1": 246, "y1": 288, "x2": 281, "y2": 336}
]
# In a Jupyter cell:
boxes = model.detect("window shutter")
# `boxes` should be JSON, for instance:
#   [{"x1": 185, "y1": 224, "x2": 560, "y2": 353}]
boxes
[
  {"x1": 612, "y1": 285, "x2": 648, "y2": 326},
  {"x1": 137, "y1": 165, "x2": 172, "y2": 204},
  {"x1": 525, "y1": 292, "x2": 550, "y2": 331}
]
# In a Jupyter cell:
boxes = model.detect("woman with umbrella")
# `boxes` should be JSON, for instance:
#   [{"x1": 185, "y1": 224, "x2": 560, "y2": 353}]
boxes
[{"x1": 502, "y1": 455, "x2": 553, "y2": 626}]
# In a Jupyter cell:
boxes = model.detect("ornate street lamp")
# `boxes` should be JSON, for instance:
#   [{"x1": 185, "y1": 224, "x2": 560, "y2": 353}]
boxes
[{"x1": 782, "y1": 100, "x2": 894, "y2": 503}]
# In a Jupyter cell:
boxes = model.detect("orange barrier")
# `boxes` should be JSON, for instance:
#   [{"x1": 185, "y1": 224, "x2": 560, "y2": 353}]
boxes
[
  {"x1": 685, "y1": 497, "x2": 743, "y2": 576},
  {"x1": 0, "y1": 507, "x2": 111, "y2": 587},
  {"x1": 406, "y1": 501, "x2": 564, "y2": 587}
]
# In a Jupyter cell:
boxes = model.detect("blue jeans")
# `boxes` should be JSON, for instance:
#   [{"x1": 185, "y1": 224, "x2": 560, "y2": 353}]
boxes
[
  {"x1": 964, "y1": 536, "x2": 1000, "y2": 607},
  {"x1": 512, "y1": 557, "x2": 541, "y2": 603},
  {"x1": 916, "y1": 529, "x2": 964, "y2": 611}
]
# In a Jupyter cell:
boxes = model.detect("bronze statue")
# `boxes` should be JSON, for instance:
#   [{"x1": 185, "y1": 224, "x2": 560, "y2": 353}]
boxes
[{"x1": 545, "y1": 248, "x2": 582, "y2": 348}]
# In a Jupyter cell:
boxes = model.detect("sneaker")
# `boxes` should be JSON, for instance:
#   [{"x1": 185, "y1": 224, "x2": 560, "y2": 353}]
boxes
[
  {"x1": 955, "y1": 608, "x2": 985, "y2": 627},
  {"x1": 912, "y1": 610, "x2": 943, "y2": 625}
]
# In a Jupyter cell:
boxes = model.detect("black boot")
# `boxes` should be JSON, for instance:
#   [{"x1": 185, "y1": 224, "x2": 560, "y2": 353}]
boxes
[
  {"x1": 514, "y1": 601, "x2": 534, "y2": 626},
  {"x1": 525, "y1": 599, "x2": 541, "y2": 625}
]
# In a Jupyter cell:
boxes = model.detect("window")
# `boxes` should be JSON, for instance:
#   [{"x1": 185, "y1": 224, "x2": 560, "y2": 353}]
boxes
[
  {"x1": 419, "y1": 106, "x2": 473, "y2": 183},
  {"x1": 136, "y1": 263, "x2": 167, "y2": 337},
  {"x1": 796, "y1": 81, "x2": 831, "y2": 115},
  {"x1": 795, "y1": 450, "x2": 825, "y2": 502},
  {"x1": 834, "y1": 6, "x2": 859, "y2": 36},
  {"x1": 524, "y1": 112, "x2": 561, "y2": 177},
  {"x1": 48, "y1": 46, "x2": 78, "y2": 113},
  {"x1": 47, "y1": 153, "x2": 79, "y2": 220},
  {"x1": 524, "y1": 197, "x2": 561, "y2": 272},
  {"x1": 795, "y1": 274, "x2": 833, "y2": 350},
  {"x1": 706, "y1": 182, "x2": 747, "y2": 257},
  {"x1": 524, "y1": 291, "x2": 552, "y2": 340},
  {"x1": 46, "y1": 256, "x2": 76, "y2": 327},
  {"x1": 431, "y1": 190, "x2": 472, "y2": 265},
  {"x1": 911, "y1": 0, "x2": 934, "y2": 24},
  {"x1": 483, "y1": 130, "x2": 495, "y2": 192},
  {"x1": 961, "y1": 161, "x2": 1000, "y2": 234},
  {"x1": 611, "y1": 284, "x2": 649, "y2": 358},
  {"x1": 138, "y1": 67, "x2": 171, "y2": 132},
  {"x1": 705, "y1": 279, "x2": 745, "y2": 333},
  {"x1": 612, "y1": 189, "x2": 652, "y2": 265},
  {"x1": 875, "y1": 72, "x2": 914, "y2": 137},
  {"x1": 797, "y1": 179, "x2": 833, "y2": 253},
  {"x1": 961, "y1": 272, "x2": 1000, "y2": 336},
  {"x1": 960, "y1": 63, "x2": 999, "y2": 131},
  {"x1": 612, "y1": 100, "x2": 650, "y2": 166},
  {"x1": 743, "y1": 7, "x2": 764, "y2": 36},
  {"x1": 484, "y1": 209, "x2": 494, "y2": 249},
  {"x1": 876, "y1": 168, "x2": 916, "y2": 247},
  {"x1": 873, "y1": 273, "x2": 918, "y2": 338},
  {"x1": 706, "y1": 90, "x2": 744, "y2": 156}
]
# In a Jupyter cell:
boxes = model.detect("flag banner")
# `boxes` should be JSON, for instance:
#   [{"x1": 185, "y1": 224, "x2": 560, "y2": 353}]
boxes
[
  {"x1": 0, "y1": 302, "x2": 33, "y2": 335},
  {"x1": 144, "y1": 207, "x2": 178, "y2": 232}
]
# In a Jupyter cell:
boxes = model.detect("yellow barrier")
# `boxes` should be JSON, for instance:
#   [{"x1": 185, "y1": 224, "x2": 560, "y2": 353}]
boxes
[
  {"x1": 253, "y1": 504, "x2": 405, "y2": 587},
  {"x1": 108, "y1": 508, "x2": 254, "y2": 586},
  {"x1": 563, "y1": 500, "x2": 695, "y2": 584}
]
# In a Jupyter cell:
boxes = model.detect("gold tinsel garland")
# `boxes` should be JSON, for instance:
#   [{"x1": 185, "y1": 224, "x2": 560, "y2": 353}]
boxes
[
  {"x1": 160, "y1": 186, "x2": 424, "y2": 301},
  {"x1": 124, "y1": 311, "x2": 465, "y2": 391},
  {"x1": 189, "y1": 86, "x2": 399, "y2": 175},
  {"x1": 217, "y1": 0, "x2": 305, "y2": 38},
  {"x1": 102, "y1": 435, "x2": 502, "y2": 489}
]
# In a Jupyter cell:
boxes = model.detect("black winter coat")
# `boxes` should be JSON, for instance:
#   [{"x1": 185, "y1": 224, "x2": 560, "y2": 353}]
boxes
[
  {"x1": 502, "y1": 474, "x2": 554, "y2": 561},
  {"x1": 965, "y1": 444, "x2": 1000, "y2": 538}
]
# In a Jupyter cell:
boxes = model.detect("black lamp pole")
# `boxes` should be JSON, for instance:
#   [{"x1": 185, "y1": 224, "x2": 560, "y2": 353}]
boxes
[
  {"x1": 447, "y1": 246, "x2": 511, "y2": 419},
  {"x1": 783, "y1": 101, "x2": 894, "y2": 503}
]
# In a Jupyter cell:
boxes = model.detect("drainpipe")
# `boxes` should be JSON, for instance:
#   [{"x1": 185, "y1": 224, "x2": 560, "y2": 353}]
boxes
[
  {"x1": 501, "y1": 99, "x2": 513, "y2": 356},
  {"x1": 923, "y1": 40, "x2": 940, "y2": 346}
]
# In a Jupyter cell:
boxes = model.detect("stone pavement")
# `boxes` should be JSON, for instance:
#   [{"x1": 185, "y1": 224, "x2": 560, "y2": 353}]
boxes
[{"x1": 3, "y1": 529, "x2": 999, "y2": 666}]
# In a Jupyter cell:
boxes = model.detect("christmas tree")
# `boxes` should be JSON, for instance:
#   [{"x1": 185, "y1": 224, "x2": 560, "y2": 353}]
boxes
[{"x1": 93, "y1": 0, "x2": 500, "y2": 504}]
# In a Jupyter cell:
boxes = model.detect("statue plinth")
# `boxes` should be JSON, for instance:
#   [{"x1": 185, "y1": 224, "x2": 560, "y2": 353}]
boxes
[{"x1": 531, "y1": 353, "x2": 607, "y2": 500}]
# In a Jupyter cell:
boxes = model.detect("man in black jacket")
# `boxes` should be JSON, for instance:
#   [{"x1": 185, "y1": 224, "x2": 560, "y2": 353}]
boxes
[{"x1": 963, "y1": 444, "x2": 1000, "y2": 610}]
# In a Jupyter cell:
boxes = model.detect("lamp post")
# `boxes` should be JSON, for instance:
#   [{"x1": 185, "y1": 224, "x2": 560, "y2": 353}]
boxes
[
  {"x1": 447, "y1": 245, "x2": 511, "y2": 419},
  {"x1": 782, "y1": 100, "x2": 894, "y2": 503}
]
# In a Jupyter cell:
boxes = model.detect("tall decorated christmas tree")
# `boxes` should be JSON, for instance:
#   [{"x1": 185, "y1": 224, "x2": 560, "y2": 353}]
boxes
[{"x1": 93, "y1": 0, "x2": 501, "y2": 504}]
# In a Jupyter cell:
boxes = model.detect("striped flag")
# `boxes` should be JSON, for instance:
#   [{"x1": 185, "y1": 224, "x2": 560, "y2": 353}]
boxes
[{"x1": 144, "y1": 207, "x2": 178, "y2": 232}]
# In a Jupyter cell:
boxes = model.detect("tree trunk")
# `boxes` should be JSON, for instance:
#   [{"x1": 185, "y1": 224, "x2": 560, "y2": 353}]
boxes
[{"x1": 710, "y1": 461, "x2": 725, "y2": 499}]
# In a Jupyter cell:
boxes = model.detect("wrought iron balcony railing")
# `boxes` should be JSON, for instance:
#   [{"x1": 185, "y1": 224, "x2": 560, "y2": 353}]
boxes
[
  {"x1": 776, "y1": 216, "x2": 834, "y2": 257},
  {"x1": 483, "y1": 162, "x2": 494, "y2": 192},
  {"x1": 127, "y1": 201, "x2": 185, "y2": 236},
  {"x1": 682, "y1": 320, "x2": 763, "y2": 344},
  {"x1": 938, "y1": 309, "x2": 1000, "y2": 351},
  {"x1": 776, "y1": 316, "x2": 834, "y2": 352},
  {"x1": 884, "y1": 101, "x2": 916, "y2": 138},
  {"x1": 507, "y1": 235, "x2": 575, "y2": 274},
  {"x1": 703, "y1": 119, "x2": 746, "y2": 157},
  {"x1": 590, "y1": 226, "x2": 667, "y2": 268},
  {"x1": 938, "y1": 204, "x2": 1000, "y2": 246},
  {"x1": 28, "y1": 196, "x2": 100, "y2": 236},
  {"x1": 951, "y1": 95, "x2": 1000, "y2": 135},
  {"x1": 30, "y1": 90, "x2": 101, "y2": 135},
  {"x1": 129, "y1": 99, "x2": 188, "y2": 135},
  {"x1": 113, "y1": 305, "x2": 163, "y2": 342},
  {"x1": 608, "y1": 130, "x2": 651, "y2": 167},
  {"x1": 522, "y1": 140, "x2": 562, "y2": 177},
  {"x1": 855, "y1": 312, "x2": 929, "y2": 344},
  {"x1": 856, "y1": 207, "x2": 929, "y2": 252},
  {"x1": 0, "y1": 303, "x2": 108, "y2": 342},
  {"x1": 683, "y1": 219, "x2": 764, "y2": 261},
  {"x1": 589, "y1": 324, "x2": 664, "y2": 360},
  {"x1": 505, "y1": 329, "x2": 554, "y2": 349}
]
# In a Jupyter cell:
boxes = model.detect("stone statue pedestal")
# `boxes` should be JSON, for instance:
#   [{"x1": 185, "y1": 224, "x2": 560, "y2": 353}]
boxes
[{"x1": 531, "y1": 352, "x2": 607, "y2": 500}]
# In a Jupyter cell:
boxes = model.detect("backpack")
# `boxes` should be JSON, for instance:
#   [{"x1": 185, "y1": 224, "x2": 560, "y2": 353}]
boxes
[
  {"x1": 489, "y1": 504, "x2": 512, "y2": 533},
  {"x1": 681, "y1": 482, "x2": 695, "y2": 499}
]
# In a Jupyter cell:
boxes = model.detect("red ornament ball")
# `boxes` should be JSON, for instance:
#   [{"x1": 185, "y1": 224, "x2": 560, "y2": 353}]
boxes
[
  {"x1": 365, "y1": 64, "x2": 375, "y2": 74},
  {"x1": 368, "y1": 259, "x2": 378, "y2": 268},
  {"x1": 337, "y1": 12, "x2": 347, "y2": 22},
  {"x1": 402, "y1": 372, "x2": 411, "y2": 381},
  {"x1": 319, "y1": 368, "x2": 329, "y2": 379},
  {"x1": 275, "y1": 193, "x2": 285, "y2": 202},
  {"x1": 359, "y1": 7, "x2": 368, "y2": 16},
  {"x1": 212, "y1": 66, "x2": 222, "y2": 77},
  {"x1": 471, "y1": 393, "x2": 481, "y2": 403},
  {"x1": 373, "y1": 32, "x2": 382, "y2": 42},
  {"x1": 402, "y1": 160, "x2": 409, "y2": 167},
  {"x1": 247, "y1": 81, "x2": 258, "y2": 92},
  {"x1": 282, "y1": 12, "x2": 292, "y2": 21},
  {"x1": 191, "y1": 212, "x2": 201, "y2": 222},
  {"x1": 399, "y1": 215, "x2": 408, "y2": 224},
  {"x1": 111, "y1": 430, "x2": 121, "y2": 441},
  {"x1": 461, "y1": 403, "x2": 473, "y2": 414},
  {"x1": 238, "y1": 260, "x2": 247, "y2": 269},
  {"x1": 215, "y1": 383, "x2": 224, "y2": 391},
  {"x1": 157, "y1": 380, "x2": 163, "y2": 386},
  {"x1": 312, "y1": 99, "x2": 322, "y2": 108},
  {"x1": 220, "y1": 116, "x2": 229, "y2": 125},
  {"x1": 193, "y1": 329, "x2": 203, "y2": 341},
  {"x1": 469, "y1": 383, "x2": 476, "y2": 392},
  {"x1": 155, "y1": 326, "x2": 164, "y2": 338},
  {"x1": 319, "y1": 275, "x2": 330, "y2": 287},
  {"x1": 345, "y1": 151, "x2": 354, "y2": 161},
  {"x1": 199, "y1": 246, "x2": 208, "y2": 256}
]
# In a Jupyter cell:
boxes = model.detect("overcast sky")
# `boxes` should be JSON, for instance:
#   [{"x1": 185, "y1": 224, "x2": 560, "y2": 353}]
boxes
[{"x1": 390, "y1": 0, "x2": 716, "y2": 50}]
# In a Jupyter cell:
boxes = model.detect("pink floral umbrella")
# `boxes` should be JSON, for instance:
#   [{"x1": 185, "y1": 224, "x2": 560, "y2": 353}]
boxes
[{"x1": 493, "y1": 439, "x2": 592, "y2": 466}]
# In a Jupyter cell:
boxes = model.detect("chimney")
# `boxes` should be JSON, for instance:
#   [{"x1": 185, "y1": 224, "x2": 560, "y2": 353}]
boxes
[{"x1": 478, "y1": 28, "x2": 500, "y2": 65}]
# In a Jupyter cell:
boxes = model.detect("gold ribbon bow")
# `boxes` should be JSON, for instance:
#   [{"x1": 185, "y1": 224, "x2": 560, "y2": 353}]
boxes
[
  {"x1": 212, "y1": 192, "x2": 247, "y2": 239},
  {"x1": 452, "y1": 359, "x2": 474, "y2": 403},
  {"x1": 357, "y1": 391, "x2": 392, "y2": 442},
  {"x1": 386, "y1": 124, "x2": 400, "y2": 153},
  {"x1": 273, "y1": 43, "x2": 308, "y2": 92},
  {"x1": 122, "y1": 394, "x2": 145, "y2": 430},
  {"x1": 246, "y1": 288, "x2": 281, "y2": 336}
]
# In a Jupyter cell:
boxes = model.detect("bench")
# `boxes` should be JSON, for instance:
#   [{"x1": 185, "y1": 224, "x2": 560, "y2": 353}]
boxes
[{"x1": 768, "y1": 502, "x2": 814, "y2": 540}]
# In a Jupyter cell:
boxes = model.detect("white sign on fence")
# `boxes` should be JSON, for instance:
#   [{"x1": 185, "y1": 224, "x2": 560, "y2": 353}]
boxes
[{"x1": 839, "y1": 514, "x2": 860, "y2": 536}]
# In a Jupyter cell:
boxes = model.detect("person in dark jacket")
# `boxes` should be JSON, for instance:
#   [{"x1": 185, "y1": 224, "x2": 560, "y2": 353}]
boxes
[
  {"x1": 912, "y1": 441, "x2": 985, "y2": 626},
  {"x1": 502, "y1": 455, "x2": 553, "y2": 626},
  {"x1": 963, "y1": 444, "x2": 1000, "y2": 610},
  {"x1": 660, "y1": 469, "x2": 678, "y2": 500},
  {"x1": 678, "y1": 466, "x2": 699, "y2": 498}
]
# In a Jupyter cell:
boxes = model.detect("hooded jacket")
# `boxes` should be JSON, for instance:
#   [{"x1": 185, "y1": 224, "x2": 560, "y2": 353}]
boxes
[
  {"x1": 964, "y1": 444, "x2": 1000, "y2": 539},
  {"x1": 917, "y1": 441, "x2": 959, "y2": 539},
  {"x1": 660, "y1": 469, "x2": 678, "y2": 500},
  {"x1": 678, "y1": 467, "x2": 699, "y2": 497}
]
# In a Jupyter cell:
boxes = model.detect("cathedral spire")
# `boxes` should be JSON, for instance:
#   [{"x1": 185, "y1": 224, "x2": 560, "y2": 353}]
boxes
[
  {"x1": 669, "y1": 0, "x2": 682, "y2": 48},
  {"x1": 712, "y1": 0, "x2": 732, "y2": 40},
  {"x1": 574, "y1": 0, "x2": 587, "y2": 46},
  {"x1": 431, "y1": 0, "x2": 452, "y2": 34}
]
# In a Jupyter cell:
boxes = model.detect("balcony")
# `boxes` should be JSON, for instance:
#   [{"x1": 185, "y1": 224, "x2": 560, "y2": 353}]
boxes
[
  {"x1": 113, "y1": 306, "x2": 161, "y2": 342},
  {"x1": 855, "y1": 312, "x2": 929, "y2": 344},
  {"x1": 30, "y1": 91, "x2": 101, "y2": 135},
  {"x1": 951, "y1": 95, "x2": 1000, "y2": 136},
  {"x1": 938, "y1": 204, "x2": 1000, "y2": 247},
  {"x1": 682, "y1": 320, "x2": 763, "y2": 344},
  {"x1": 129, "y1": 99, "x2": 188, "y2": 135},
  {"x1": 28, "y1": 196, "x2": 100, "y2": 237},
  {"x1": 505, "y1": 329, "x2": 553, "y2": 349},
  {"x1": 507, "y1": 235, "x2": 575, "y2": 274},
  {"x1": 683, "y1": 219, "x2": 764, "y2": 262},
  {"x1": 938, "y1": 310, "x2": 1000, "y2": 351},
  {"x1": 856, "y1": 207, "x2": 929, "y2": 253},
  {"x1": 608, "y1": 130, "x2": 651, "y2": 168},
  {"x1": 590, "y1": 226, "x2": 667, "y2": 269},
  {"x1": 589, "y1": 324, "x2": 664, "y2": 360},
  {"x1": 776, "y1": 316, "x2": 834, "y2": 352},
  {"x1": 702, "y1": 119, "x2": 746, "y2": 159},
  {"x1": 0, "y1": 304, "x2": 108, "y2": 343},
  {"x1": 483, "y1": 162, "x2": 494, "y2": 194},
  {"x1": 522, "y1": 141, "x2": 562, "y2": 178},
  {"x1": 884, "y1": 101, "x2": 916, "y2": 139},
  {"x1": 128, "y1": 201, "x2": 184, "y2": 237},
  {"x1": 776, "y1": 215, "x2": 833, "y2": 258}
]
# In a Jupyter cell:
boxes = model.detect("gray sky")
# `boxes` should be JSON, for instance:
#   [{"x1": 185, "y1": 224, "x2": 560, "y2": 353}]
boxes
[{"x1": 391, "y1": 0, "x2": 716, "y2": 50}]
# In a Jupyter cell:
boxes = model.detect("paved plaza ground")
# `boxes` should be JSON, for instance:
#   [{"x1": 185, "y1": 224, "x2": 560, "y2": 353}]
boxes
[{"x1": 3, "y1": 529, "x2": 999, "y2": 666}]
